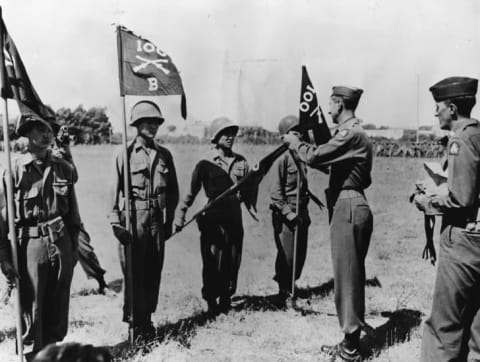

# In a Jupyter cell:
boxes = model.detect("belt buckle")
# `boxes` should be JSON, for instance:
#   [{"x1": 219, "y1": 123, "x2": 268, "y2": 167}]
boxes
[{"x1": 40, "y1": 224, "x2": 49, "y2": 237}]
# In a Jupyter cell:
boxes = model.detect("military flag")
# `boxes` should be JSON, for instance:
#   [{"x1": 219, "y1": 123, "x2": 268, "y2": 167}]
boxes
[
  {"x1": 116, "y1": 26, "x2": 187, "y2": 119},
  {"x1": 299, "y1": 65, "x2": 331, "y2": 145},
  {"x1": 0, "y1": 11, "x2": 56, "y2": 124}
]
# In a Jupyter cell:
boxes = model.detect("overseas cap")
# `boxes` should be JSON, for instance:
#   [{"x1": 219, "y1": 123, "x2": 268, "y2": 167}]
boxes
[
  {"x1": 129, "y1": 100, "x2": 164, "y2": 126},
  {"x1": 16, "y1": 114, "x2": 54, "y2": 137},
  {"x1": 331, "y1": 86, "x2": 363, "y2": 102},
  {"x1": 429, "y1": 76, "x2": 478, "y2": 102}
]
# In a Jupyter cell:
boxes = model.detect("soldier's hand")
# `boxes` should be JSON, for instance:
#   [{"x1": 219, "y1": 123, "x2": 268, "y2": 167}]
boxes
[
  {"x1": 174, "y1": 214, "x2": 186, "y2": 234},
  {"x1": 0, "y1": 261, "x2": 19, "y2": 284},
  {"x1": 286, "y1": 212, "x2": 303, "y2": 225},
  {"x1": 413, "y1": 194, "x2": 430, "y2": 212},
  {"x1": 111, "y1": 223, "x2": 132, "y2": 246}
]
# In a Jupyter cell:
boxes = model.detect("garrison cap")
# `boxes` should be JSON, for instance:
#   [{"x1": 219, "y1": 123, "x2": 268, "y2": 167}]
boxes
[
  {"x1": 129, "y1": 100, "x2": 164, "y2": 126},
  {"x1": 429, "y1": 77, "x2": 478, "y2": 102},
  {"x1": 331, "y1": 86, "x2": 363, "y2": 102}
]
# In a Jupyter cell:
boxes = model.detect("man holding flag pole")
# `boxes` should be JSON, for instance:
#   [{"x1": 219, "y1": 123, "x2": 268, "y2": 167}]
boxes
[
  {"x1": 111, "y1": 25, "x2": 181, "y2": 342},
  {"x1": 0, "y1": 7, "x2": 81, "y2": 360}
]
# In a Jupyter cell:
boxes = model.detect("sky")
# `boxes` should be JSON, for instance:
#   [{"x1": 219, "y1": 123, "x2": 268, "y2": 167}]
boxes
[{"x1": 1, "y1": 0, "x2": 479, "y2": 131}]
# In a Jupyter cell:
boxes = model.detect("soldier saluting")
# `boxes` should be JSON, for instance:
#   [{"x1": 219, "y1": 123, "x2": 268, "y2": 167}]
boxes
[
  {"x1": 413, "y1": 76, "x2": 480, "y2": 361},
  {"x1": 109, "y1": 100, "x2": 179, "y2": 338},
  {"x1": 283, "y1": 86, "x2": 373, "y2": 362},
  {"x1": 0, "y1": 115, "x2": 81, "y2": 357}
]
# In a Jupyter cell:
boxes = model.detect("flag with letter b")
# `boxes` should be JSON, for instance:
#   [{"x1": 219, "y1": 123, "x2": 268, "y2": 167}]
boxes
[{"x1": 116, "y1": 26, "x2": 187, "y2": 119}]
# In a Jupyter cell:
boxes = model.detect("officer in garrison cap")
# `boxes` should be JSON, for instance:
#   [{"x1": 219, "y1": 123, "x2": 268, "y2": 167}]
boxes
[
  {"x1": 0, "y1": 115, "x2": 81, "y2": 356},
  {"x1": 283, "y1": 86, "x2": 373, "y2": 361},
  {"x1": 270, "y1": 115, "x2": 310, "y2": 304},
  {"x1": 413, "y1": 76, "x2": 480, "y2": 361},
  {"x1": 175, "y1": 117, "x2": 254, "y2": 316},
  {"x1": 109, "y1": 100, "x2": 179, "y2": 338}
]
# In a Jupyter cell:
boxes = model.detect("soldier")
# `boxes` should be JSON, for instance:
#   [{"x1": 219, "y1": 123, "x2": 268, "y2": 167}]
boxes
[
  {"x1": 109, "y1": 100, "x2": 179, "y2": 338},
  {"x1": 174, "y1": 117, "x2": 252, "y2": 315},
  {"x1": 0, "y1": 115, "x2": 81, "y2": 356},
  {"x1": 270, "y1": 115, "x2": 310, "y2": 303},
  {"x1": 283, "y1": 86, "x2": 373, "y2": 361},
  {"x1": 413, "y1": 77, "x2": 480, "y2": 361}
]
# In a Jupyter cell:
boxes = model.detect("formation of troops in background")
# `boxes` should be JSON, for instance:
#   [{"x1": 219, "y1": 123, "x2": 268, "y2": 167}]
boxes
[{"x1": 0, "y1": 76, "x2": 478, "y2": 362}]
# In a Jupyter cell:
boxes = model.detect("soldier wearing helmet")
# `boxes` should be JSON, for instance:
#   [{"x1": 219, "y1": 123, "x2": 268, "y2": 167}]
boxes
[
  {"x1": 270, "y1": 115, "x2": 310, "y2": 304},
  {"x1": 108, "y1": 100, "x2": 179, "y2": 338},
  {"x1": 174, "y1": 117, "x2": 253, "y2": 316}
]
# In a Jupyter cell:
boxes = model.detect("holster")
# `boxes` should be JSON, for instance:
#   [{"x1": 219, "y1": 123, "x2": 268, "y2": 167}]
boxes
[{"x1": 44, "y1": 216, "x2": 65, "y2": 244}]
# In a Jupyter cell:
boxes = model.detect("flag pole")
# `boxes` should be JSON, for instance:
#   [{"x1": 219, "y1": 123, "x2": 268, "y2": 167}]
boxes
[
  {"x1": 116, "y1": 25, "x2": 135, "y2": 345},
  {"x1": 2, "y1": 99, "x2": 24, "y2": 361},
  {"x1": 291, "y1": 157, "x2": 301, "y2": 300}
]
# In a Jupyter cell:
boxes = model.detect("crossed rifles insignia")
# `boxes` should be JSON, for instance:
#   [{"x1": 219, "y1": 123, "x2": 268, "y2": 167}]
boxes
[{"x1": 133, "y1": 55, "x2": 170, "y2": 75}]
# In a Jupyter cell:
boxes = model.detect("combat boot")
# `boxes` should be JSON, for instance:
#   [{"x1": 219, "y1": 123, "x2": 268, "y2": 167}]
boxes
[{"x1": 218, "y1": 296, "x2": 231, "y2": 314}]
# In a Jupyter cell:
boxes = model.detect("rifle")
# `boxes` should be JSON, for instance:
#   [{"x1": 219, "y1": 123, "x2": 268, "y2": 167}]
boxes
[{"x1": 172, "y1": 143, "x2": 289, "y2": 236}]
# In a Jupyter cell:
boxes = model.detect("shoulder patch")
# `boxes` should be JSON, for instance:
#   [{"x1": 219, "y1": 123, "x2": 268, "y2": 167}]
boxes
[
  {"x1": 338, "y1": 129, "x2": 349, "y2": 138},
  {"x1": 449, "y1": 141, "x2": 460, "y2": 156}
]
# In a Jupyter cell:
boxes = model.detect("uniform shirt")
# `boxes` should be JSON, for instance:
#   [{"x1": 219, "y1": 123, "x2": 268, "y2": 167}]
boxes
[
  {"x1": 431, "y1": 118, "x2": 480, "y2": 225},
  {"x1": 0, "y1": 150, "x2": 82, "y2": 261},
  {"x1": 289, "y1": 117, "x2": 373, "y2": 192},
  {"x1": 178, "y1": 148, "x2": 250, "y2": 212},
  {"x1": 109, "y1": 137, "x2": 179, "y2": 225},
  {"x1": 270, "y1": 152, "x2": 309, "y2": 216}
]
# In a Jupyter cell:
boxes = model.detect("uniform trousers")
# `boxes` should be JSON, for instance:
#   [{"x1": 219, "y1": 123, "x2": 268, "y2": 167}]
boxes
[
  {"x1": 271, "y1": 207, "x2": 309, "y2": 292},
  {"x1": 330, "y1": 190, "x2": 373, "y2": 334},
  {"x1": 18, "y1": 231, "x2": 74, "y2": 354},
  {"x1": 118, "y1": 207, "x2": 164, "y2": 327},
  {"x1": 421, "y1": 225, "x2": 480, "y2": 361},
  {"x1": 197, "y1": 201, "x2": 243, "y2": 303}
]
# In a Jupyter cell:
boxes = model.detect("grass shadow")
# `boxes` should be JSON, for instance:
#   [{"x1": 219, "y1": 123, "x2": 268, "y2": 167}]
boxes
[
  {"x1": 108, "y1": 310, "x2": 214, "y2": 360},
  {"x1": 72, "y1": 278, "x2": 123, "y2": 297},
  {"x1": 231, "y1": 276, "x2": 382, "y2": 313},
  {"x1": 361, "y1": 308, "x2": 423, "y2": 359}
]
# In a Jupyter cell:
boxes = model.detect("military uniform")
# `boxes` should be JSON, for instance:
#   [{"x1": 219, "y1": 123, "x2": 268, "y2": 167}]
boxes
[
  {"x1": 270, "y1": 152, "x2": 310, "y2": 294},
  {"x1": 177, "y1": 147, "x2": 249, "y2": 308},
  {"x1": 419, "y1": 77, "x2": 480, "y2": 361},
  {"x1": 109, "y1": 135, "x2": 179, "y2": 330},
  {"x1": 0, "y1": 150, "x2": 81, "y2": 354},
  {"x1": 287, "y1": 87, "x2": 373, "y2": 343}
]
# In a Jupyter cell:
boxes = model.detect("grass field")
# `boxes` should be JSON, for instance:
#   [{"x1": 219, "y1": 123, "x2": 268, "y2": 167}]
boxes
[{"x1": 0, "y1": 144, "x2": 440, "y2": 361}]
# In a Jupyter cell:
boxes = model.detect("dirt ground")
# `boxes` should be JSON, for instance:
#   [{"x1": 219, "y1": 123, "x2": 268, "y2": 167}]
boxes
[{"x1": 0, "y1": 144, "x2": 439, "y2": 361}]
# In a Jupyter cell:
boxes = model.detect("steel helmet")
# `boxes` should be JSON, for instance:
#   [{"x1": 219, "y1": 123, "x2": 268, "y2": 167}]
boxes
[
  {"x1": 278, "y1": 115, "x2": 299, "y2": 135},
  {"x1": 210, "y1": 117, "x2": 239, "y2": 143},
  {"x1": 129, "y1": 100, "x2": 164, "y2": 126}
]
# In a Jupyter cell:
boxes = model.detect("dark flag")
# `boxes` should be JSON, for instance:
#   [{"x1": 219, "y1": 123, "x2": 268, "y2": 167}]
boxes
[
  {"x1": 299, "y1": 65, "x2": 331, "y2": 145},
  {"x1": 116, "y1": 26, "x2": 187, "y2": 119},
  {"x1": 0, "y1": 9, "x2": 56, "y2": 123},
  {"x1": 170, "y1": 143, "x2": 289, "y2": 237}
]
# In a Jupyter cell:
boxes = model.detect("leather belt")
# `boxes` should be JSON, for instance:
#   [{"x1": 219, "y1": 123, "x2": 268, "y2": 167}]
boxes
[
  {"x1": 18, "y1": 216, "x2": 63, "y2": 238},
  {"x1": 133, "y1": 198, "x2": 161, "y2": 210}
]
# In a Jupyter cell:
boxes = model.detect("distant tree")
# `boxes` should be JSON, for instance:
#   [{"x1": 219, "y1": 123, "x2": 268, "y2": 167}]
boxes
[
  {"x1": 55, "y1": 105, "x2": 112, "y2": 144},
  {"x1": 167, "y1": 125, "x2": 176, "y2": 133},
  {"x1": 363, "y1": 123, "x2": 377, "y2": 130}
]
